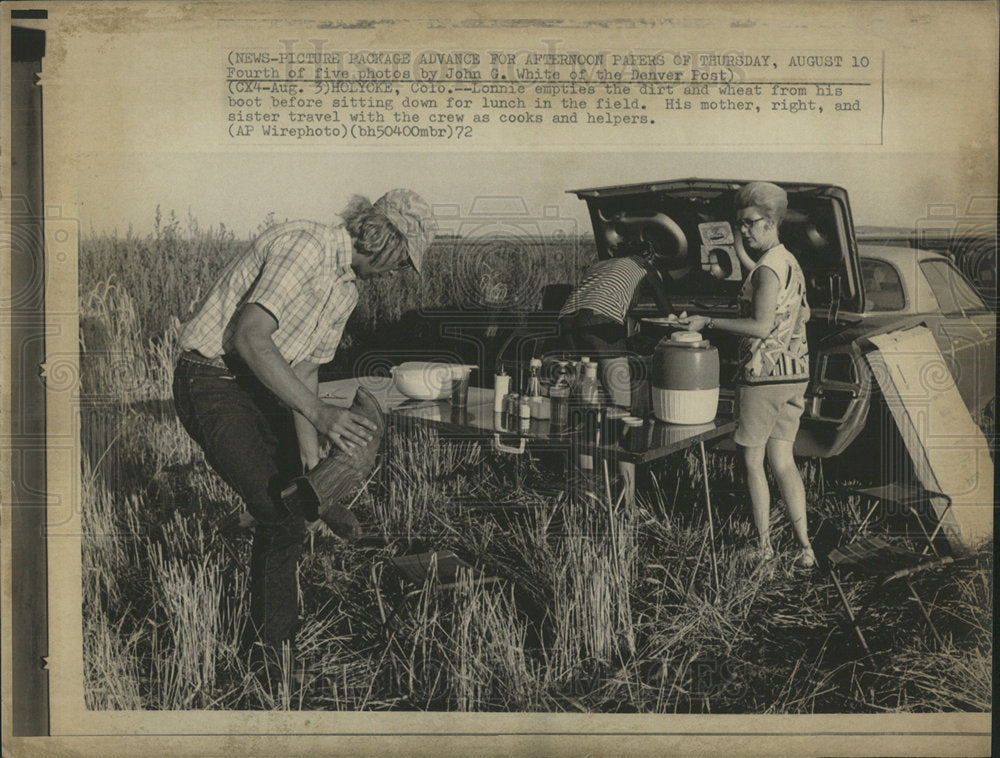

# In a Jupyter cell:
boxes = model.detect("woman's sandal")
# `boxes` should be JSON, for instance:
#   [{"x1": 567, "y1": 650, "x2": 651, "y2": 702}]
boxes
[{"x1": 795, "y1": 547, "x2": 816, "y2": 568}]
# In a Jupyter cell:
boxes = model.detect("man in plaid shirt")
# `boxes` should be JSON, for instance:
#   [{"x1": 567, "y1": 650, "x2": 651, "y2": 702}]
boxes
[{"x1": 172, "y1": 189, "x2": 436, "y2": 673}]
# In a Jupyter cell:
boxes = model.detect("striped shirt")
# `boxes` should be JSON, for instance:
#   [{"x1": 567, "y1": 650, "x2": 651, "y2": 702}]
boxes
[
  {"x1": 559, "y1": 256, "x2": 654, "y2": 324},
  {"x1": 179, "y1": 220, "x2": 358, "y2": 365},
  {"x1": 736, "y1": 244, "x2": 810, "y2": 384}
]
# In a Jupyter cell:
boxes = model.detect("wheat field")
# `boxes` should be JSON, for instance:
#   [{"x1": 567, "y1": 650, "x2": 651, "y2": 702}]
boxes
[{"x1": 78, "y1": 211, "x2": 992, "y2": 711}]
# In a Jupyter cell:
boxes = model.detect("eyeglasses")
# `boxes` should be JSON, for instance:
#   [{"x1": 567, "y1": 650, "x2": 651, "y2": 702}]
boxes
[{"x1": 737, "y1": 216, "x2": 767, "y2": 231}]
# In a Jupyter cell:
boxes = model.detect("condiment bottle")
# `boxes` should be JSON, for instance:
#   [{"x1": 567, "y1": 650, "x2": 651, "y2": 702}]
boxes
[
  {"x1": 494, "y1": 369, "x2": 510, "y2": 414},
  {"x1": 505, "y1": 393, "x2": 520, "y2": 428},
  {"x1": 549, "y1": 362, "x2": 571, "y2": 428},
  {"x1": 526, "y1": 358, "x2": 541, "y2": 397},
  {"x1": 526, "y1": 358, "x2": 550, "y2": 419},
  {"x1": 578, "y1": 405, "x2": 599, "y2": 471},
  {"x1": 518, "y1": 396, "x2": 531, "y2": 433},
  {"x1": 579, "y1": 361, "x2": 601, "y2": 405}
]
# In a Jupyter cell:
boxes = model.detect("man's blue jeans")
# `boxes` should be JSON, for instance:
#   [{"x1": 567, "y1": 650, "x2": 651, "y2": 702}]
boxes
[{"x1": 172, "y1": 354, "x2": 306, "y2": 646}]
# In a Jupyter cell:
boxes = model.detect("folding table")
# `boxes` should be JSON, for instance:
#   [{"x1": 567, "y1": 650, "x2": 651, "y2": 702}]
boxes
[{"x1": 319, "y1": 378, "x2": 735, "y2": 595}]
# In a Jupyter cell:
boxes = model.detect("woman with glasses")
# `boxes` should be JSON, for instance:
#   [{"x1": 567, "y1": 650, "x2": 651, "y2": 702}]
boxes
[{"x1": 680, "y1": 182, "x2": 816, "y2": 568}]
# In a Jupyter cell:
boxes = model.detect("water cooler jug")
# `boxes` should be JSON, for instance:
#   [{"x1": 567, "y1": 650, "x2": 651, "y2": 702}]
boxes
[{"x1": 651, "y1": 331, "x2": 720, "y2": 424}]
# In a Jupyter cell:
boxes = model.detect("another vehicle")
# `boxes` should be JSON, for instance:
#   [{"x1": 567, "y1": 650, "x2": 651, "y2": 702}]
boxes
[
  {"x1": 857, "y1": 225, "x2": 997, "y2": 307},
  {"x1": 568, "y1": 179, "x2": 996, "y2": 458},
  {"x1": 856, "y1": 246, "x2": 995, "y2": 416}
]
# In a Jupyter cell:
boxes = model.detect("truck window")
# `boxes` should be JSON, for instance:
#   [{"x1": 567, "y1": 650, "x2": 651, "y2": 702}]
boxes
[{"x1": 861, "y1": 259, "x2": 905, "y2": 311}]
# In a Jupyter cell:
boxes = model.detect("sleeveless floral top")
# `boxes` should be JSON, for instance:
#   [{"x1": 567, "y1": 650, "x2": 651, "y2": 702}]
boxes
[{"x1": 736, "y1": 245, "x2": 810, "y2": 385}]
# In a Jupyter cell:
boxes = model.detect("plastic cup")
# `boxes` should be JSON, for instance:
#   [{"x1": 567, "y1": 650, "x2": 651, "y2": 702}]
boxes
[
  {"x1": 549, "y1": 386, "x2": 569, "y2": 427},
  {"x1": 450, "y1": 372, "x2": 470, "y2": 407},
  {"x1": 622, "y1": 416, "x2": 645, "y2": 453},
  {"x1": 602, "y1": 406, "x2": 629, "y2": 447}
]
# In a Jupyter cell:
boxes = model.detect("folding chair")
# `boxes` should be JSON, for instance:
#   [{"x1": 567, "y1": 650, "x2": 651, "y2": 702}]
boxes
[
  {"x1": 371, "y1": 550, "x2": 501, "y2": 626},
  {"x1": 839, "y1": 481, "x2": 953, "y2": 557},
  {"x1": 827, "y1": 536, "x2": 954, "y2": 654}
]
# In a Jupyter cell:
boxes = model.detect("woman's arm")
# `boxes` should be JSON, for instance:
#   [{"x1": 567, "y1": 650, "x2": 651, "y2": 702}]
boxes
[
  {"x1": 682, "y1": 266, "x2": 779, "y2": 338},
  {"x1": 733, "y1": 230, "x2": 757, "y2": 272}
]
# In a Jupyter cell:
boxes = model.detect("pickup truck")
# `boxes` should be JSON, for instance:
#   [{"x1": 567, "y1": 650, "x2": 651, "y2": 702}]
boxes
[{"x1": 568, "y1": 179, "x2": 995, "y2": 458}]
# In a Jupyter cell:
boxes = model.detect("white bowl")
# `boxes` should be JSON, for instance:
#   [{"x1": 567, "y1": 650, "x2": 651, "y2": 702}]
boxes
[{"x1": 391, "y1": 362, "x2": 474, "y2": 400}]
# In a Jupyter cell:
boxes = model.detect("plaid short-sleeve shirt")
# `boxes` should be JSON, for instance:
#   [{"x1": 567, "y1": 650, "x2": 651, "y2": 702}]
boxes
[{"x1": 179, "y1": 220, "x2": 358, "y2": 365}]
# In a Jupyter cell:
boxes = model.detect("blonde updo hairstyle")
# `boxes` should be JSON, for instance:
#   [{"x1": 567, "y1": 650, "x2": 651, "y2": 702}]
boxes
[{"x1": 733, "y1": 181, "x2": 789, "y2": 226}]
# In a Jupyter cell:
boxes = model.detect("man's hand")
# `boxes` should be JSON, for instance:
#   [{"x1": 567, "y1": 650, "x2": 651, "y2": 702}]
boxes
[
  {"x1": 232, "y1": 305, "x2": 375, "y2": 456},
  {"x1": 312, "y1": 404, "x2": 377, "y2": 453}
]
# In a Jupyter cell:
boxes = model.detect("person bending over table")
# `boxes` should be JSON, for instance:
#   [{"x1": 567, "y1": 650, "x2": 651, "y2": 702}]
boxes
[
  {"x1": 680, "y1": 182, "x2": 816, "y2": 568},
  {"x1": 558, "y1": 243, "x2": 674, "y2": 409},
  {"x1": 172, "y1": 188, "x2": 437, "y2": 678}
]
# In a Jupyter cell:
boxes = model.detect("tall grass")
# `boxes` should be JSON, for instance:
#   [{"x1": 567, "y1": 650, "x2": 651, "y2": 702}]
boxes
[
  {"x1": 78, "y1": 212, "x2": 992, "y2": 712},
  {"x1": 81, "y1": 209, "x2": 243, "y2": 346},
  {"x1": 148, "y1": 516, "x2": 223, "y2": 708},
  {"x1": 451, "y1": 579, "x2": 540, "y2": 711},
  {"x1": 544, "y1": 490, "x2": 638, "y2": 680},
  {"x1": 81, "y1": 213, "x2": 594, "y2": 377}
]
